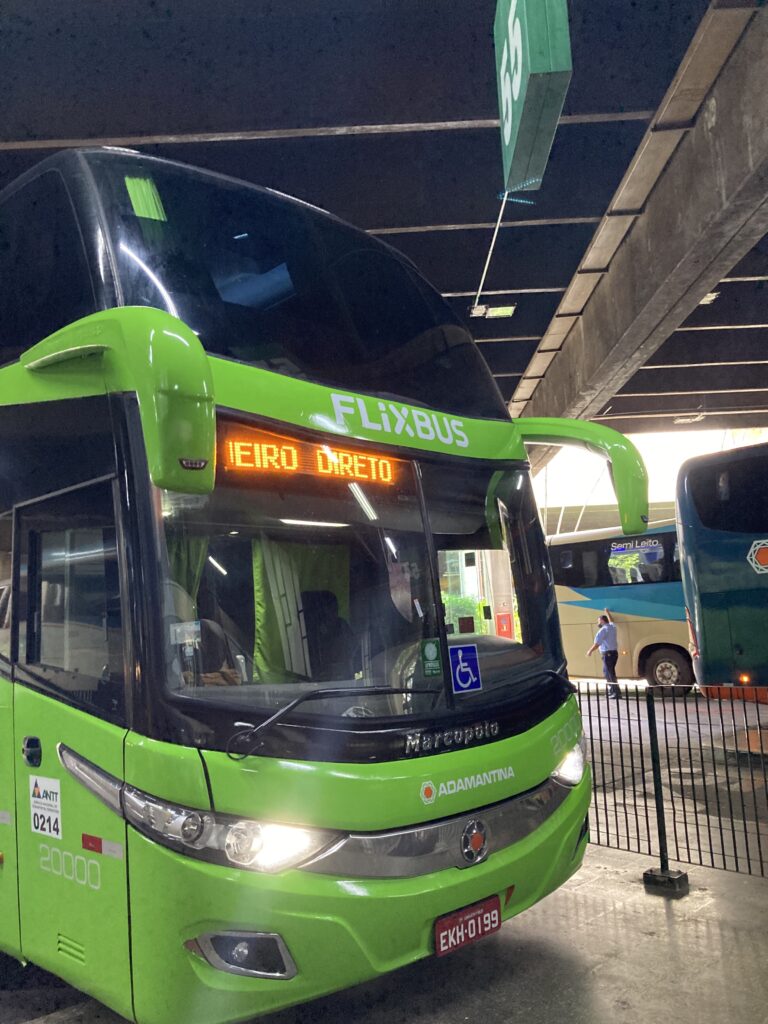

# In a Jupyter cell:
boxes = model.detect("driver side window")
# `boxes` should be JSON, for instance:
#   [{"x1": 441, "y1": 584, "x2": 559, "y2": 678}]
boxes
[{"x1": 16, "y1": 480, "x2": 126, "y2": 723}]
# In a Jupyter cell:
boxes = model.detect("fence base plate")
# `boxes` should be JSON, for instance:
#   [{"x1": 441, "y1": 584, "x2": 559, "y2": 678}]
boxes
[{"x1": 643, "y1": 868, "x2": 690, "y2": 898}]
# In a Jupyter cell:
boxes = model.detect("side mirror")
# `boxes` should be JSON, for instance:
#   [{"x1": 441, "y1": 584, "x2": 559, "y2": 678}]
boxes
[
  {"x1": 516, "y1": 417, "x2": 649, "y2": 535},
  {"x1": 21, "y1": 307, "x2": 216, "y2": 494}
]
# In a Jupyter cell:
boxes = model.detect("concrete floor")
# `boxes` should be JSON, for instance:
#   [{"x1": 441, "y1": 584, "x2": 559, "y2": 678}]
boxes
[{"x1": 2, "y1": 845, "x2": 767, "y2": 1024}]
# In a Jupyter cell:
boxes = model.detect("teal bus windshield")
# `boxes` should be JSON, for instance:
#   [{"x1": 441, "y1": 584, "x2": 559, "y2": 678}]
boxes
[{"x1": 677, "y1": 442, "x2": 768, "y2": 686}]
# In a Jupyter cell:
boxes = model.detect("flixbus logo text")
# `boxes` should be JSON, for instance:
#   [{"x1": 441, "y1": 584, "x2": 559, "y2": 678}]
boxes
[{"x1": 331, "y1": 394, "x2": 469, "y2": 449}]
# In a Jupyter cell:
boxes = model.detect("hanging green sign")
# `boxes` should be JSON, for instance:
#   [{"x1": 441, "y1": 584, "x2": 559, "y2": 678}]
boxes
[{"x1": 494, "y1": 0, "x2": 573, "y2": 192}]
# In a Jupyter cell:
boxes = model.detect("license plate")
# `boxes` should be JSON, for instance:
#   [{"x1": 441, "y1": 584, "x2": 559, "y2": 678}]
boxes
[{"x1": 434, "y1": 895, "x2": 502, "y2": 956}]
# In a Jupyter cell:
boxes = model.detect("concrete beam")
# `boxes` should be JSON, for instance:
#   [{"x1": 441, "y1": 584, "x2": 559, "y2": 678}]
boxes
[
  {"x1": 0, "y1": 111, "x2": 654, "y2": 153},
  {"x1": 521, "y1": 7, "x2": 768, "y2": 456}
]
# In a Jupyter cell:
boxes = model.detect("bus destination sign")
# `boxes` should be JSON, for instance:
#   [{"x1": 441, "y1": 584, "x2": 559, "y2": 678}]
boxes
[{"x1": 220, "y1": 426, "x2": 398, "y2": 485}]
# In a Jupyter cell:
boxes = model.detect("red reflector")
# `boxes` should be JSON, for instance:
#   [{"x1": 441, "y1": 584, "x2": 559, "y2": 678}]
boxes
[
  {"x1": 684, "y1": 607, "x2": 699, "y2": 658},
  {"x1": 82, "y1": 833, "x2": 103, "y2": 854}
]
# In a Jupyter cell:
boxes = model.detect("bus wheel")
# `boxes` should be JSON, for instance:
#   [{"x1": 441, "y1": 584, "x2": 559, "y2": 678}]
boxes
[{"x1": 646, "y1": 648, "x2": 693, "y2": 697}]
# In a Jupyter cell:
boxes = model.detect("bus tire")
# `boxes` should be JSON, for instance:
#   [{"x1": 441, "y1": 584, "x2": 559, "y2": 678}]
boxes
[{"x1": 645, "y1": 647, "x2": 693, "y2": 697}]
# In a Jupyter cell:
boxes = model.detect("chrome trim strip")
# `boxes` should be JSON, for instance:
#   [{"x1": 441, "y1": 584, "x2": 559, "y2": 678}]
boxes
[
  {"x1": 195, "y1": 931, "x2": 298, "y2": 980},
  {"x1": 303, "y1": 778, "x2": 570, "y2": 879},
  {"x1": 57, "y1": 744, "x2": 124, "y2": 815}
]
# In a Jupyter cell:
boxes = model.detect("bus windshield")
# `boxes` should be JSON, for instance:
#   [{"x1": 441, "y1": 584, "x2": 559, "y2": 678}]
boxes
[
  {"x1": 158, "y1": 425, "x2": 554, "y2": 725},
  {"x1": 84, "y1": 150, "x2": 508, "y2": 420}
]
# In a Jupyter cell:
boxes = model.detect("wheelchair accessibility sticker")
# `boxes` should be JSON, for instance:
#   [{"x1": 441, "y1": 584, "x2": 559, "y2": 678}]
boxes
[{"x1": 449, "y1": 645, "x2": 482, "y2": 694}]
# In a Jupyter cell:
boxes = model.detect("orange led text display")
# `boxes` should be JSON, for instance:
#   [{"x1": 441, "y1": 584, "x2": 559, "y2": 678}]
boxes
[{"x1": 221, "y1": 429, "x2": 396, "y2": 485}]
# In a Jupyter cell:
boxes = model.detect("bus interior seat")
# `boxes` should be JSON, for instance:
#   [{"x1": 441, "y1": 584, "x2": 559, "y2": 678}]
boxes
[
  {"x1": 301, "y1": 589, "x2": 356, "y2": 681},
  {"x1": 197, "y1": 618, "x2": 244, "y2": 685}
]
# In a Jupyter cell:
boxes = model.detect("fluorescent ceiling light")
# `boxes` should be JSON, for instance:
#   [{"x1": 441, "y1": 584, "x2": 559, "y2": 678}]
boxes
[
  {"x1": 384, "y1": 536, "x2": 398, "y2": 557},
  {"x1": 349, "y1": 482, "x2": 378, "y2": 521},
  {"x1": 469, "y1": 304, "x2": 516, "y2": 319},
  {"x1": 208, "y1": 555, "x2": 228, "y2": 576},
  {"x1": 280, "y1": 519, "x2": 347, "y2": 528},
  {"x1": 673, "y1": 413, "x2": 706, "y2": 425}
]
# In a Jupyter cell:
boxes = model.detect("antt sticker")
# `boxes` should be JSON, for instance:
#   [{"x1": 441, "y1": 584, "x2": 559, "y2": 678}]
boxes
[{"x1": 30, "y1": 776, "x2": 62, "y2": 840}]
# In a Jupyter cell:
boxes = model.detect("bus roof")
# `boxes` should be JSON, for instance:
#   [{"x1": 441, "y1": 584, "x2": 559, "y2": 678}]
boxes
[
  {"x1": 679, "y1": 440, "x2": 768, "y2": 476},
  {"x1": 547, "y1": 521, "x2": 675, "y2": 546},
  {"x1": 0, "y1": 147, "x2": 343, "y2": 230}
]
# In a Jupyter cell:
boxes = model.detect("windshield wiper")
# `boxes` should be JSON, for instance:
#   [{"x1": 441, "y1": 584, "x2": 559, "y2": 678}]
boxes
[
  {"x1": 226, "y1": 685, "x2": 441, "y2": 760},
  {"x1": 542, "y1": 669, "x2": 577, "y2": 693}
]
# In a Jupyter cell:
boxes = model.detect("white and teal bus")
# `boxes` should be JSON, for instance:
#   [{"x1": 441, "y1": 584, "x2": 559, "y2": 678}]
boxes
[{"x1": 547, "y1": 525, "x2": 693, "y2": 694}]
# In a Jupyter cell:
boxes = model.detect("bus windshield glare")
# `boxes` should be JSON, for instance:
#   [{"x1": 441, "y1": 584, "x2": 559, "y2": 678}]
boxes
[{"x1": 158, "y1": 424, "x2": 549, "y2": 727}]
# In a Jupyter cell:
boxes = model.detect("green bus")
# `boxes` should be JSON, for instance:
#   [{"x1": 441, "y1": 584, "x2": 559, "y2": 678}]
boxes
[
  {"x1": 677, "y1": 442, "x2": 768, "y2": 693},
  {"x1": 0, "y1": 149, "x2": 648, "y2": 1023}
]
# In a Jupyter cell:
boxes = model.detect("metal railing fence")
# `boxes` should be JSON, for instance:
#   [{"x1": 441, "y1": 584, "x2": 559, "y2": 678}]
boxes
[{"x1": 577, "y1": 683, "x2": 768, "y2": 878}]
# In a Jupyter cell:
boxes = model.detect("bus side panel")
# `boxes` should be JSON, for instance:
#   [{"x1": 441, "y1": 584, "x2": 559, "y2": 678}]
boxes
[
  {"x1": 556, "y1": 582, "x2": 688, "y2": 679},
  {"x1": 695, "y1": 533, "x2": 764, "y2": 683},
  {"x1": 13, "y1": 688, "x2": 133, "y2": 1019},
  {"x1": 0, "y1": 672, "x2": 20, "y2": 956},
  {"x1": 553, "y1": 586, "x2": 598, "y2": 676}
]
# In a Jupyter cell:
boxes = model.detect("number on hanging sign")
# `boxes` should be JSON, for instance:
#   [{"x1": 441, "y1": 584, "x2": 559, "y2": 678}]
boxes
[{"x1": 499, "y1": 0, "x2": 524, "y2": 146}]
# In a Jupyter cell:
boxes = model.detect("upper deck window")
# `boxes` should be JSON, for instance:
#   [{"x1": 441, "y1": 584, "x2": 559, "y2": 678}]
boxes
[
  {"x1": 85, "y1": 152, "x2": 508, "y2": 420},
  {"x1": 551, "y1": 531, "x2": 676, "y2": 587},
  {"x1": 688, "y1": 452, "x2": 768, "y2": 533},
  {"x1": 0, "y1": 171, "x2": 96, "y2": 363}
]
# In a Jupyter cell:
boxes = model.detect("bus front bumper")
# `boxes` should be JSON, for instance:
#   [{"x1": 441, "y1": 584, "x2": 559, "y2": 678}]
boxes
[{"x1": 128, "y1": 771, "x2": 591, "y2": 1024}]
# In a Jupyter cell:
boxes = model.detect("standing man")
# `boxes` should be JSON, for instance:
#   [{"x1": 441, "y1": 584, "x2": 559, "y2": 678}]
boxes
[{"x1": 586, "y1": 608, "x2": 620, "y2": 698}]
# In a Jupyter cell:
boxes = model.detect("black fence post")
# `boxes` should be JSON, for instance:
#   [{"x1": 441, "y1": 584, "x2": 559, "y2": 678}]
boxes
[{"x1": 643, "y1": 687, "x2": 690, "y2": 897}]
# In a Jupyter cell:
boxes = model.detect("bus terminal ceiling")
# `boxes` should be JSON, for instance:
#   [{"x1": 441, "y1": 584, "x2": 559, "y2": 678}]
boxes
[{"x1": 1, "y1": 0, "x2": 767, "y2": 441}]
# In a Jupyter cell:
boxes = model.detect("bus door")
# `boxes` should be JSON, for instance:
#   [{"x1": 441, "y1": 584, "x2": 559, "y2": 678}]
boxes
[
  {"x1": 0, "y1": 513, "x2": 20, "y2": 955},
  {"x1": 12, "y1": 480, "x2": 133, "y2": 1019}
]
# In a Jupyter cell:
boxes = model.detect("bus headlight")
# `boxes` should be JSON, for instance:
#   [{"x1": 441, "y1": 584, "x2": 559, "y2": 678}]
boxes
[
  {"x1": 551, "y1": 739, "x2": 586, "y2": 787},
  {"x1": 57, "y1": 745, "x2": 343, "y2": 874},
  {"x1": 122, "y1": 786, "x2": 342, "y2": 873},
  {"x1": 224, "y1": 820, "x2": 327, "y2": 871}
]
